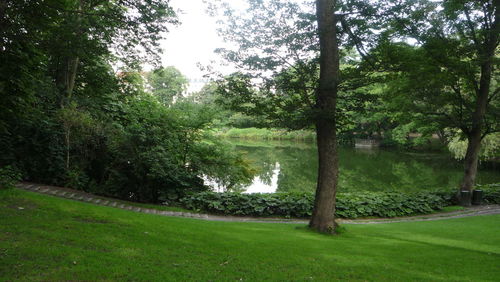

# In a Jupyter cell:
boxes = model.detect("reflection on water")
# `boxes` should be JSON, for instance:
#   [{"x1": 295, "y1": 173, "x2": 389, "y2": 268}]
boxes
[
  {"x1": 244, "y1": 162, "x2": 280, "y2": 193},
  {"x1": 208, "y1": 139, "x2": 500, "y2": 193}
]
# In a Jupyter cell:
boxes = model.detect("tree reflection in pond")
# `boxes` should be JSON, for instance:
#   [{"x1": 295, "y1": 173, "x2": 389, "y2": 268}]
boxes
[{"x1": 212, "y1": 139, "x2": 500, "y2": 193}]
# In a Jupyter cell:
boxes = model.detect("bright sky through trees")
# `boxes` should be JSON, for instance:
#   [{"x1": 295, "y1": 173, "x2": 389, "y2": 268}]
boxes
[{"x1": 160, "y1": 0, "x2": 246, "y2": 92}]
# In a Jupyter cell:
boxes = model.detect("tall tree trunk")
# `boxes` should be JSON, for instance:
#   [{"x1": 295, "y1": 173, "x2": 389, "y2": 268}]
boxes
[
  {"x1": 57, "y1": 56, "x2": 79, "y2": 173},
  {"x1": 461, "y1": 130, "x2": 482, "y2": 193},
  {"x1": 460, "y1": 61, "x2": 492, "y2": 194},
  {"x1": 460, "y1": 7, "x2": 498, "y2": 197},
  {"x1": 58, "y1": 0, "x2": 83, "y2": 173},
  {"x1": 57, "y1": 56, "x2": 80, "y2": 107},
  {"x1": 309, "y1": 0, "x2": 340, "y2": 234}
]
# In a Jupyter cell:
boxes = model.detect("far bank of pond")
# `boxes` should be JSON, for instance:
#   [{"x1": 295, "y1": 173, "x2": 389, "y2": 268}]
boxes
[{"x1": 208, "y1": 139, "x2": 500, "y2": 193}]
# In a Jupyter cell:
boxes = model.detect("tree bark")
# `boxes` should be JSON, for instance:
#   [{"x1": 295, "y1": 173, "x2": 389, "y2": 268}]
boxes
[
  {"x1": 459, "y1": 5, "x2": 499, "y2": 199},
  {"x1": 57, "y1": 0, "x2": 83, "y2": 173},
  {"x1": 57, "y1": 56, "x2": 80, "y2": 107},
  {"x1": 309, "y1": 0, "x2": 340, "y2": 234},
  {"x1": 461, "y1": 130, "x2": 482, "y2": 193},
  {"x1": 460, "y1": 60, "x2": 492, "y2": 195}
]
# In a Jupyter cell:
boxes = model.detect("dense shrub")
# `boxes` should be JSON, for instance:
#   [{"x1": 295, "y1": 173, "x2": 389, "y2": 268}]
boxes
[
  {"x1": 180, "y1": 190, "x2": 457, "y2": 219},
  {"x1": 221, "y1": 128, "x2": 316, "y2": 141},
  {"x1": 181, "y1": 192, "x2": 314, "y2": 217},
  {"x1": 478, "y1": 183, "x2": 500, "y2": 204},
  {"x1": 335, "y1": 192, "x2": 450, "y2": 218},
  {"x1": 0, "y1": 166, "x2": 22, "y2": 189}
]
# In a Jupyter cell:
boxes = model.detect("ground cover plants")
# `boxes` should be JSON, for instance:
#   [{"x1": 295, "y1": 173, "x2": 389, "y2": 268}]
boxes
[{"x1": 180, "y1": 184, "x2": 500, "y2": 218}]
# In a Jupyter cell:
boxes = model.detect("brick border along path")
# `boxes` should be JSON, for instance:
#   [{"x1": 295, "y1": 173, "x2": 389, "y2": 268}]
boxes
[{"x1": 15, "y1": 182, "x2": 500, "y2": 224}]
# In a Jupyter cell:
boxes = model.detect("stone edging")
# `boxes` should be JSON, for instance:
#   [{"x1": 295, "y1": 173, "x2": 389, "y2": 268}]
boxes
[{"x1": 15, "y1": 182, "x2": 500, "y2": 224}]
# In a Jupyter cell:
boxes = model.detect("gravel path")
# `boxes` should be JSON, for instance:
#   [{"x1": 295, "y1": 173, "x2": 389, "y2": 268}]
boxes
[{"x1": 15, "y1": 182, "x2": 500, "y2": 224}]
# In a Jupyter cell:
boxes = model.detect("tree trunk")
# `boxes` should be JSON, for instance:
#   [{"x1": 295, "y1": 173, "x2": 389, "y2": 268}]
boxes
[
  {"x1": 460, "y1": 131, "x2": 482, "y2": 193},
  {"x1": 65, "y1": 126, "x2": 71, "y2": 171},
  {"x1": 309, "y1": 0, "x2": 340, "y2": 234},
  {"x1": 460, "y1": 8, "x2": 498, "y2": 197},
  {"x1": 57, "y1": 56, "x2": 79, "y2": 173},
  {"x1": 459, "y1": 61, "x2": 491, "y2": 195},
  {"x1": 57, "y1": 0, "x2": 83, "y2": 174},
  {"x1": 57, "y1": 56, "x2": 80, "y2": 107}
]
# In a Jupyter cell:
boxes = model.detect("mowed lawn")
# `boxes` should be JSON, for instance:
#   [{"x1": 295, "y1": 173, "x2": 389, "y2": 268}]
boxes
[{"x1": 1, "y1": 189, "x2": 499, "y2": 281}]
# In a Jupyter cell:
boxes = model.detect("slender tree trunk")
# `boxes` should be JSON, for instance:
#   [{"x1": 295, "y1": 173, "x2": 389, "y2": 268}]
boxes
[
  {"x1": 57, "y1": 56, "x2": 79, "y2": 173},
  {"x1": 58, "y1": 0, "x2": 83, "y2": 173},
  {"x1": 309, "y1": 0, "x2": 340, "y2": 234},
  {"x1": 460, "y1": 8, "x2": 498, "y2": 196},
  {"x1": 460, "y1": 61, "x2": 492, "y2": 194},
  {"x1": 65, "y1": 126, "x2": 71, "y2": 171}
]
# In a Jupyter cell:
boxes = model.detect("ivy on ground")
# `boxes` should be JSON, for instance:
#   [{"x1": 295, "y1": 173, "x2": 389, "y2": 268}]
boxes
[{"x1": 180, "y1": 184, "x2": 499, "y2": 219}]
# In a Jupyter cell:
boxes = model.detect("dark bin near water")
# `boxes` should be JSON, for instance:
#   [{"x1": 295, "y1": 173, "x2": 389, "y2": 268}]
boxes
[
  {"x1": 472, "y1": 190, "x2": 483, "y2": 205},
  {"x1": 459, "y1": 190, "x2": 472, "y2": 206}
]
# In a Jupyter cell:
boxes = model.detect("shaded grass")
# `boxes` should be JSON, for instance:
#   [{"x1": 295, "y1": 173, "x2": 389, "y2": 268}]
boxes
[{"x1": 1, "y1": 188, "x2": 499, "y2": 281}]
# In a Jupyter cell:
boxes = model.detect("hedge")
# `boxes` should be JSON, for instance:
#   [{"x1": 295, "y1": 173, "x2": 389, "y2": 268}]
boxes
[
  {"x1": 180, "y1": 184, "x2": 499, "y2": 219},
  {"x1": 478, "y1": 183, "x2": 500, "y2": 204}
]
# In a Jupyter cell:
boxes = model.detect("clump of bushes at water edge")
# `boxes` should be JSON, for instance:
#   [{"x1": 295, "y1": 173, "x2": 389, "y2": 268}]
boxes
[
  {"x1": 477, "y1": 183, "x2": 500, "y2": 204},
  {"x1": 180, "y1": 184, "x2": 500, "y2": 219},
  {"x1": 220, "y1": 127, "x2": 316, "y2": 141}
]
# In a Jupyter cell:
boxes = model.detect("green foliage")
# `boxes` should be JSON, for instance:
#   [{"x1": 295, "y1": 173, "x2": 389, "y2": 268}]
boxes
[
  {"x1": 476, "y1": 183, "x2": 500, "y2": 204},
  {"x1": 448, "y1": 132, "x2": 500, "y2": 161},
  {"x1": 0, "y1": 166, "x2": 22, "y2": 189},
  {"x1": 220, "y1": 128, "x2": 316, "y2": 141},
  {"x1": 335, "y1": 191, "x2": 450, "y2": 218},
  {"x1": 0, "y1": 1, "x2": 256, "y2": 204},
  {"x1": 181, "y1": 192, "x2": 314, "y2": 217},
  {"x1": 180, "y1": 189, "x2": 462, "y2": 219},
  {"x1": 95, "y1": 95, "x2": 254, "y2": 203},
  {"x1": 147, "y1": 66, "x2": 189, "y2": 106},
  {"x1": 189, "y1": 138, "x2": 255, "y2": 191}
]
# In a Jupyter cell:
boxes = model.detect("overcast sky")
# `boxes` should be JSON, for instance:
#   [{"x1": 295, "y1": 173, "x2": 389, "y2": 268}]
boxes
[{"x1": 159, "y1": 0, "x2": 247, "y2": 92}]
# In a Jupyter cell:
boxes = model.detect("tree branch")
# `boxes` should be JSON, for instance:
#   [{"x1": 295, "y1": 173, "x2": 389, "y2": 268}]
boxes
[
  {"x1": 339, "y1": 16, "x2": 377, "y2": 69},
  {"x1": 463, "y1": 4, "x2": 481, "y2": 51}
]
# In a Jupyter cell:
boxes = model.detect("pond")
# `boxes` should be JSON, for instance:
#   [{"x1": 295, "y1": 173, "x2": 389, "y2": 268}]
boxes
[{"x1": 208, "y1": 139, "x2": 500, "y2": 193}]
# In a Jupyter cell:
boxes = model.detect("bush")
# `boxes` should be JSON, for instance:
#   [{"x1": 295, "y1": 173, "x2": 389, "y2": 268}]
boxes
[
  {"x1": 477, "y1": 183, "x2": 500, "y2": 204},
  {"x1": 222, "y1": 127, "x2": 316, "y2": 141},
  {"x1": 181, "y1": 192, "x2": 314, "y2": 217},
  {"x1": 335, "y1": 192, "x2": 449, "y2": 218},
  {"x1": 0, "y1": 165, "x2": 22, "y2": 189},
  {"x1": 180, "y1": 190, "x2": 456, "y2": 219}
]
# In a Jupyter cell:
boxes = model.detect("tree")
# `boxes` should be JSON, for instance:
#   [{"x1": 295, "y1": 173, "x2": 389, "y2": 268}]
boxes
[
  {"x1": 44, "y1": 0, "x2": 177, "y2": 175},
  {"x1": 309, "y1": 0, "x2": 340, "y2": 233},
  {"x1": 147, "y1": 66, "x2": 189, "y2": 106},
  {"x1": 376, "y1": 0, "x2": 499, "y2": 200},
  {"x1": 42, "y1": 0, "x2": 178, "y2": 106},
  {"x1": 209, "y1": 0, "x2": 385, "y2": 233}
]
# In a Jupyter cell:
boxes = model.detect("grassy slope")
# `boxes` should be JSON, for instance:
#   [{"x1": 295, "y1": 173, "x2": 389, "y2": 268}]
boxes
[{"x1": 1, "y1": 189, "x2": 499, "y2": 281}]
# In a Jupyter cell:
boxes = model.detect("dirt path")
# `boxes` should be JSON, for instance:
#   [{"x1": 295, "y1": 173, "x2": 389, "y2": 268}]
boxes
[{"x1": 15, "y1": 182, "x2": 500, "y2": 224}]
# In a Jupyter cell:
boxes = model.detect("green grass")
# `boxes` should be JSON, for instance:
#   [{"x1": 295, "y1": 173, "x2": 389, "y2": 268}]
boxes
[
  {"x1": 1, "y1": 188, "x2": 499, "y2": 281},
  {"x1": 219, "y1": 127, "x2": 317, "y2": 141},
  {"x1": 438, "y1": 205, "x2": 466, "y2": 213}
]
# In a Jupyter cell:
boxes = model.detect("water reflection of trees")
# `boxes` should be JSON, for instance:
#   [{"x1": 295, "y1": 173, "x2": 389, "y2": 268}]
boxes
[{"x1": 229, "y1": 140, "x2": 500, "y2": 193}]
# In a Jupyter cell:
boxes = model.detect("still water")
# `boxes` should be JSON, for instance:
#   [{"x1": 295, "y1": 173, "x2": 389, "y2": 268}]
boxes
[{"x1": 210, "y1": 139, "x2": 500, "y2": 193}]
